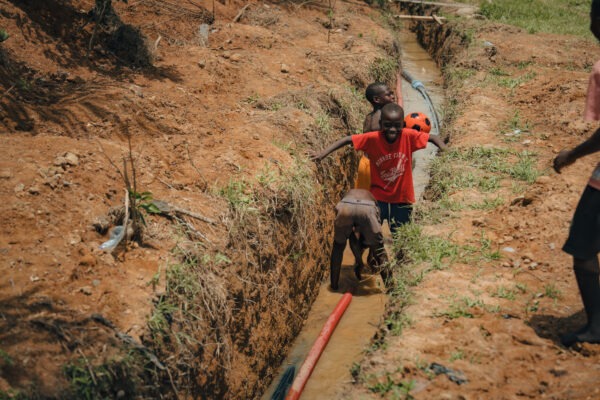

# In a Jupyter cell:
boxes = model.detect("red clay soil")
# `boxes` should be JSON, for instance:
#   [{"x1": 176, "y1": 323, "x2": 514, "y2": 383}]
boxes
[
  {"x1": 0, "y1": 0, "x2": 395, "y2": 398},
  {"x1": 2, "y1": 0, "x2": 600, "y2": 399}
]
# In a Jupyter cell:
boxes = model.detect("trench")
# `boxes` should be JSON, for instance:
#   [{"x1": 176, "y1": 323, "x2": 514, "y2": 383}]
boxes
[{"x1": 261, "y1": 27, "x2": 444, "y2": 400}]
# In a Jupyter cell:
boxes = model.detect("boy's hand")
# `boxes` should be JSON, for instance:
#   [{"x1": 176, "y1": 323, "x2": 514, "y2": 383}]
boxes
[
  {"x1": 553, "y1": 150, "x2": 575, "y2": 173},
  {"x1": 308, "y1": 150, "x2": 324, "y2": 163}
]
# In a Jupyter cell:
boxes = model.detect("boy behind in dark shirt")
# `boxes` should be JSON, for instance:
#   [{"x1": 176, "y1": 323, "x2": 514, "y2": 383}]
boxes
[{"x1": 356, "y1": 82, "x2": 396, "y2": 191}]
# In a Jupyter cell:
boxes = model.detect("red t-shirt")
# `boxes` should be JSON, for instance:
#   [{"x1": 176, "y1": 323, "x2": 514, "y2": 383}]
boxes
[{"x1": 352, "y1": 129, "x2": 429, "y2": 203}]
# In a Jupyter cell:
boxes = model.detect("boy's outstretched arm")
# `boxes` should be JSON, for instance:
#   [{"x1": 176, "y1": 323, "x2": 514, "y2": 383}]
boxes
[
  {"x1": 554, "y1": 127, "x2": 600, "y2": 173},
  {"x1": 428, "y1": 134, "x2": 448, "y2": 152},
  {"x1": 310, "y1": 136, "x2": 353, "y2": 162}
]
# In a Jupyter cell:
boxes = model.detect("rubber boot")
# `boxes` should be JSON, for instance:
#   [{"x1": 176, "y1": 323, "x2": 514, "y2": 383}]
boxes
[{"x1": 561, "y1": 270, "x2": 600, "y2": 346}]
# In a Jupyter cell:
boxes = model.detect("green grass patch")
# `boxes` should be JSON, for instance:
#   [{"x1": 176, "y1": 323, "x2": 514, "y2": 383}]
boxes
[
  {"x1": 64, "y1": 356, "x2": 141, "y2": 400},
  {"x1": 434, "y1": 297, "x2": 477, "y2": 319},
  {"x1": 366, "y1": 372, "x2": 415, "y2": 398},
  {"x1": 544, "y1": 283, "x2": 562, "y2": 300},
  {"x1": 491, "y1": 285, "x2": 517, "y2": 301},
  {"x1": 368, "y1": 56, "x2": 399, "y2": 87},
  {"x1": 478, "y1": 0, "x2": 592, "y2": 37},
  {"x1": 392, "y1": 222, "x2": 461, "y2": 271}
]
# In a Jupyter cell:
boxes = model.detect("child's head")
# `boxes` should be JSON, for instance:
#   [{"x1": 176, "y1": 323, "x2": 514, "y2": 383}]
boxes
[
  {"x1": 365, "y1": 82, "x2": 396, "y2": 108},
  {"x1": 592, "y1": 0, "x2": 600, "y2": 41},
  {"x1": 380, "y1": 103, "x2": 405, "y2": 144}
]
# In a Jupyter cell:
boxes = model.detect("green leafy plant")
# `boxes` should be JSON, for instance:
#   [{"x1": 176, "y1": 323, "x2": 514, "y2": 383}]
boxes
[{"x1": 368, "y1": 56, "x2": 399, "y2": 86}]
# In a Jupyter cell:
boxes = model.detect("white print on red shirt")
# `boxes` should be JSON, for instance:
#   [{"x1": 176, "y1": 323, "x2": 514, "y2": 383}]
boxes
[{"x1": 378, "y1": 153, "x2": 408, "y2": 189}]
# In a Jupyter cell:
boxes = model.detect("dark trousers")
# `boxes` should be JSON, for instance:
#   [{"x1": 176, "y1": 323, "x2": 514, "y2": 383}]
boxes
[{"x1": 377, "y1": 201, "x2": 412, "y2": 235}]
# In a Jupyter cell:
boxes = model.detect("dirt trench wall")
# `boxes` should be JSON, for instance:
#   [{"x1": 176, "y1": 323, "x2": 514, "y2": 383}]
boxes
[
  {"x1": 142, "y1": 105, "x2": 359, "y2": 399},
  {"x1": 400, "y1": 4, "x2": 470, "y2": 69}
]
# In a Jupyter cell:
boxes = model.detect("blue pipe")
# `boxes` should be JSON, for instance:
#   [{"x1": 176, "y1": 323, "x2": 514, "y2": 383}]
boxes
[{"x1": 401, "y1": 70, "x2": 440, "y2": 136}]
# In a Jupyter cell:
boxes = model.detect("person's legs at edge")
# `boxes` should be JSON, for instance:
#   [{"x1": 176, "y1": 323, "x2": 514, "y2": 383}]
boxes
[{"x1": 562, "y1": 257, "x2": 600, "y2": 345}]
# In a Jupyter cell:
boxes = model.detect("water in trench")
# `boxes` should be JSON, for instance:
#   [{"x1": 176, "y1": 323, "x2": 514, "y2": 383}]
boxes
[{"x1": 262, "y1": 28, "x2": 443, "y2": 400}]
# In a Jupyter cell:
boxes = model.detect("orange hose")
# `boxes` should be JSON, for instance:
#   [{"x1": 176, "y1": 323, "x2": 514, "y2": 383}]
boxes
[{"x1": 285, "y1": 292, "x2": 353, "y2": 400}]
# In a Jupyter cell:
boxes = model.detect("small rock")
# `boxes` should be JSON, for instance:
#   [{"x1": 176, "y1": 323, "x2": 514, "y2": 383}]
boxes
[
  {"x1": 280, "y1": 63, "x2": 290, "y2": 73},
  {"x1": 129, "y1": 85, "x2": 144, "y2": 98},
  {"x1": 472, "y1": 217, "x2": 487, "y2": 227},
  {"x1": 230, "y1": 53, "x2": 242, "y2": 62},
  {"x1": 14, "y1": 183, "x2": 25, "y2": 193},
  {"x1": 92, "y1": 216, "x2": 111, "y2": 235},
  {"x1": 28, "y1": 186, "x2": 40, "y2": 195},
  {"x1": 252, "y1": 134, "x2": 260, "y2": 140},
  {"x1": 79, "y1": 254, "x2": 96, "y2": 267},
  {"x1": 222, "y1": 51, "x2": 231, "y2": 59},
  {"x1": 530, "y1": 262, "x2": 539, "y2": 269},
  {"x1": 80, "y1": 286, "x2": 92, "y2": 296},
  {"x1": 0, "y1": 169, "x2": 12, "y2": 179},
  {"x1": 502, "y1": 247, "x2": 516, "y2": 253},
  {"x1": 198, "y1": 59, "x2": 206, "y2": 68},
  {"x1": 63, "y1": 152, "x2": 79, "y2": 166},
  {"x1": 92, "y1": 279, "x2": 101, "y2": 287},
  {"x1": 536, "y1": 176, "x2": 551, "y2": 185},
  {"x1": 522, "y1": 139, "x2": 532, "y2": 146},
  {"x1": 550, "y1": 368, "x2": 567, "y2": 377},
  {"x1": 53, "y1": 156, "x2": 67, "y2": 166},
  {"x1": 549, "y1": 242, "x2": 556, "y2": 250},
  {"x1": 501, "y1": 261, "x2": 511, "y2": 268},
  {"x1": 503, "y1": 236, "x2": 514, "y2": 242},
  {"x1": 68, "y1": 234, "x2": 82, "y2": 245}
]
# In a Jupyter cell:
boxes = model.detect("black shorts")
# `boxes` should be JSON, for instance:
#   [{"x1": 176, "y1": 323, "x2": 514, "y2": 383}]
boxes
[{"x1": 563, "y1": 185, "x2": 600, "y2": 263}]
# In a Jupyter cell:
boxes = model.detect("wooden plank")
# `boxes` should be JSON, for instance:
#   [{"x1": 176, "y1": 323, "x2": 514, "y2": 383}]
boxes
[
  {"x1": 432, "y1": 14, "x2": 444, "y2": 25},
  {"x1": 395, "y1": 15, "x2": 447, "y2": 21}
]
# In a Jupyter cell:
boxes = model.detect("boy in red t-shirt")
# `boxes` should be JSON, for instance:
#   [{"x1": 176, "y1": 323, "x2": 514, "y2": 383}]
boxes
[{"x1": 312, "y1": 103, "x2": 446, "y2": 234}]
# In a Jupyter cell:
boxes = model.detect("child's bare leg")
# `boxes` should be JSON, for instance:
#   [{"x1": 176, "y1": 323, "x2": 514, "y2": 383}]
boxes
[
  {"x1": 330, "y1": 241, "x2": 346, "y2": 291},
  {"x1": 349, "y1": 234, "x2": 365, "y2": 280},
  {"x1": 561, "y1": 257, "x2": 600, "y2": 346}
]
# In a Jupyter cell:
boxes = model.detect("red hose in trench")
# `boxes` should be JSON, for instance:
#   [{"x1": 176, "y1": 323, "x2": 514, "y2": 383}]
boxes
[{"x1": 284, "y1": 292, "x2": 353, "y2": 400}]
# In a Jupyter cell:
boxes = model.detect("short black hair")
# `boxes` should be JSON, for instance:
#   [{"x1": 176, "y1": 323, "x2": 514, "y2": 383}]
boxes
[
  {"x1": 381, "y1": 103, "x2": 403, "y2": 116},
  {"x1": 593, "y1": 0, "x2": 600, "y2": 18},
  {"x1": 365, "y1": 82, "x2": 387, "y2": 104}
]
